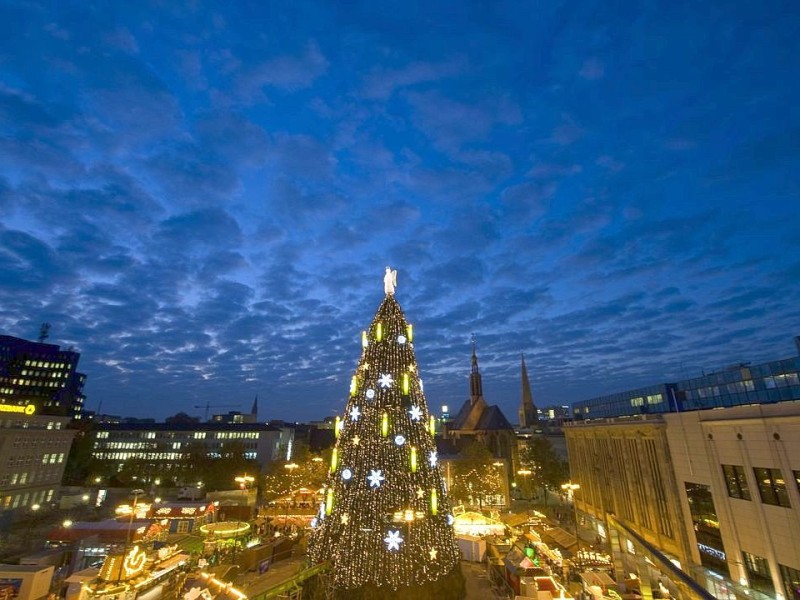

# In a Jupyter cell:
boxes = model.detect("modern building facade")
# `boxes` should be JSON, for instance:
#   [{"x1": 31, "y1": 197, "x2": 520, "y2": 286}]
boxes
[
  {"x1": 565, "y1": 342, "x2": 800, "y2": 600},
  {"x1": 573, "y1": 354, "x2": 800, "y2": 420},
  {"x1": 90, "y1": 422, "x2": 294, "y2": 478},
  {"x1": 0, "y1": 412, "x2": 74, "y2": 513},
  {"x1": 0, "y1": 334, "x2": 87, "y2": 419}
]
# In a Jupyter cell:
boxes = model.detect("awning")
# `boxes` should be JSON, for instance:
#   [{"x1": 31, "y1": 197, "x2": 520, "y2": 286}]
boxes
[{"x1": 541, "y1": 526, "x2": 577, "y2": 551}]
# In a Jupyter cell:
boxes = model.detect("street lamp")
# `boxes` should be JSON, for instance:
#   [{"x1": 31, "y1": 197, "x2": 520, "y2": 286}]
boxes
[
  {"x1": 517, "y1": 469, "x2": 532, "y2": 501},
  {"x1": 127, "y1": 489, "x2": 145, "y2": 545},
  {"x1": 561, "y1": 482, "x2": 581, "y2": 559},
  {"x1": 232, "y1": 475, "x2": 255, "y2": 564},
  {"x1": 282, "y1": 464, "x2": 299, "y2": 533}
]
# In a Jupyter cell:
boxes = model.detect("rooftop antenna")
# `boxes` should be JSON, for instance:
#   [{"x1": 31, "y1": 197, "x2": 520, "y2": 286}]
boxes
[{"x1": 38, "y1": 322, "x2": 51, "y2": 343}]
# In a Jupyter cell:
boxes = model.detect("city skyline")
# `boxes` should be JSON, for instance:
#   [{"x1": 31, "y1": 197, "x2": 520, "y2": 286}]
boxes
[{"x1": 1, "y1": 1, "x2": 799, "y2": 422}]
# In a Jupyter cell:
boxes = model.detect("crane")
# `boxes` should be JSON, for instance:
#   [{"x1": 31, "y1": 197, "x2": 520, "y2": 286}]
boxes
[{"x1": 194, "y1": 401, "x2": 239, "y2": 422}]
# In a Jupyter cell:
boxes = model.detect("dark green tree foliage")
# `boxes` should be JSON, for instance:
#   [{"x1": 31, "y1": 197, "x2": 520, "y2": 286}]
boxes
[
  {"x1": 449, "y1": 440, "x2": 503, "y2": 509},
  {"x1": 261, "y1": 440, "x2": 330, "y2": 502},
  {"x1": 519, "y1": 436, "x2": 569, "y2": 504},
  {"x1": 307, "y1": 295, "x2": 463, "y2": 599}
]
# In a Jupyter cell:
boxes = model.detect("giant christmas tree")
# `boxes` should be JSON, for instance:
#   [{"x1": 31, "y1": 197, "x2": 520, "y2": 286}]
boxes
[{"x1": 307, "y1": 269, "x2": 464, "y2": 599}]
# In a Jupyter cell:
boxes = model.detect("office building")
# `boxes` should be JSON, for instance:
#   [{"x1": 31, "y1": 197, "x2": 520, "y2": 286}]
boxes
[
  {"x1": 0, "y1": 334, "x2": 87, "y2": 419},
  {"x1": 90, "y1": 421, "x2": 294, "y2": 477},
  {"x1": 0, "y1": 411, "x2": 74, "y2": 513},
  {"x1": 565, "y1": 341, "x2": 800, "y2": 599}
]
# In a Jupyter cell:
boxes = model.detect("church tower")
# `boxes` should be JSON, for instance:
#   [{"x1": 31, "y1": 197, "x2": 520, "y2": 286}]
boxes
[
  {"x1": 250, "y1": 395, "x2": 258, "y2": 421},
  {"x1": 518, "y1": 354, "x2": 539, "y2": 429},
  {"x1": 469, "y1": 338, "x2": 483, "y2": 404}
]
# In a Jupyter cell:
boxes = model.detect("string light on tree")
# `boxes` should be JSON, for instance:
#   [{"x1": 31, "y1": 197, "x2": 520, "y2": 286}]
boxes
[{"x1": 307, "y1": 267, "x2": 463, "y2": 598}]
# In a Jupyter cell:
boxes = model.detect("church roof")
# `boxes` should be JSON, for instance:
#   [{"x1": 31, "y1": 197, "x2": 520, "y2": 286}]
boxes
[
  {"x1": 476, "y1": 405, "x2": 514, "y2": 431},
  {"x1": 450, "y1": 398, "x2": 514, "y2": 432}
]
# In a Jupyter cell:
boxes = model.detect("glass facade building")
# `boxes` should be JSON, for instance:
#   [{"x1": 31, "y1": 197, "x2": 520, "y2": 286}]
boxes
[{"x1": 573, "y1": 355, "x2": 800, "y2": 419}]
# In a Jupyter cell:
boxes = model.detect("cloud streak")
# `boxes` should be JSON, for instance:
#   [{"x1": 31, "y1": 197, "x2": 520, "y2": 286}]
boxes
[{"x1": 0, "y1": 0, "x2": 798, "y2": 423}]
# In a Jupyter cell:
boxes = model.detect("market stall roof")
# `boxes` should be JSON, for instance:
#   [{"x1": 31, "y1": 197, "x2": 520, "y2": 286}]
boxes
[
  {"x1": 47, "y1": 518, "x2": 155, "y2": 543},
  {"x1": 453, "y1": 511, "x2": 506, "y2": 536},
  {"x1": 541, "y1": 526, "x2": 577, "y2": 552},
  {"x1": 499, "y1": 513, "x2": 530, "y2": 527}
]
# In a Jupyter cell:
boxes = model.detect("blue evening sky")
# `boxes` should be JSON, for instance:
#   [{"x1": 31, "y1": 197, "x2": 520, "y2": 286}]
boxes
[{"x1": 1, "y1": 1, "x2": 799, "y2": 422}]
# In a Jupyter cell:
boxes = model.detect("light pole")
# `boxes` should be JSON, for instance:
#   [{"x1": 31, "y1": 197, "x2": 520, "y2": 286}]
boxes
[
  {"x1": 127, "y1": 489, "x2": 145, "y2": 545},
  {"x1": 232, "y1": 475, "x2": 255, "y2": 564},
  {"x1": 282, "y1": 463, "x2": 299, "y2": 533},
  {"x1": 517, "y1": 469, "x2": 532, "y2": 501},
  {"x1": 561, "y1": 482, "x2": 581, "y2": 560}
]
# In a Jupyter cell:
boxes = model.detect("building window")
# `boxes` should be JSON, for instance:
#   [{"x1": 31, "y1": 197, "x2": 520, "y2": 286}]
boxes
[
  {"x1": 743, "y1": 551, "x2": 775, "y2": 597},
  {"x1": 753, "y1": 467, "x2": 791, "y2": 507},
  {"x1": 722, "y1": 465, "x2": 751, "y2": 500},
  {"x1": 779, "y1": 563, "x2": 800, "y2": 600},
  {"x1": 684, "y1": 482, "x2": 728, "y2": 576}
]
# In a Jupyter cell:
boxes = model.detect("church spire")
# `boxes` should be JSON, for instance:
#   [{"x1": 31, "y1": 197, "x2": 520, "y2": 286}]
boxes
[
  {"x1": 251, "y1": 394, "x2": 258, "y2": 420},
  {"x1": 519, "y1": 353, "x2": 538, "y2": 428},
  {"x1": 469, "y1": 336, "x2": 483, "y2": 403}
]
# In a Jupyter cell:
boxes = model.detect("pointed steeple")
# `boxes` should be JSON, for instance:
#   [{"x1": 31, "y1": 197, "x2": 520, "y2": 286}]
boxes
[
  {"x1": 519, "y1": 354, "x2": 538, "y2": 428},
  {"x1": 250, "y1": 395, "x2": 258, "y2": 420},
  {"x1": 469, "y1": 336, "x2": 483, "y2": 403}
]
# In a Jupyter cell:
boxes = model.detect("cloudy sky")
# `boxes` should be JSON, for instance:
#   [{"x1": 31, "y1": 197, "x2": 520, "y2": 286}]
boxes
[{"x1": 1, "y1": 1, "x2": 799, "y2": 423}]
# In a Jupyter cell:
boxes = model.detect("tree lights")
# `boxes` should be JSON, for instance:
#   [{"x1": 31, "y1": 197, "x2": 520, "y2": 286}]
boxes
[{"x1": 307, "y1": 289, "x2": 461, "y2": 597}]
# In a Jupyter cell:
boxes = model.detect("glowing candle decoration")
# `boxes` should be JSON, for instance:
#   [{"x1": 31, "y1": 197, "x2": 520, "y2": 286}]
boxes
[
  {"x1": 330, "y1": 447, "x2": 338, "y2": 472},
  {"x1": 335, "y1": 416, "x2": 343, "y2": 438},
  {"x1": 429, "y1": 415, "x2": 436, "y2": 436},
  {"x1": 376, "y1": 322, "x2": 383, "y2": 341},
  {"x1": 381, "y1": 412, "x2": 389, "y2": 437},
  {"x1": 402, "y1": 372, "x2": 409, "y2": 394},
  {"x1": 350, "y1": 376, "x2": 358, "y2": 397},
  {"x1": 410, "y1": 446, "x2": 418, "y2": 472},
  {"x1": 431, "y1": 488, "x2": 438, "y2": 515},
  {"x1": 362, "y1": 330, "x2": 368, "y2": 348},
  {"x1": 407, "y1": 323, "x2": 413, "y2": 342},
  {"x1": 326, "y1": 488, "x2": 334, "y2": 515}
]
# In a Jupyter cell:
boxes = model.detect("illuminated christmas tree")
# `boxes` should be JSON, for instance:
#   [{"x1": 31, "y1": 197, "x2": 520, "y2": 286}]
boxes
[{"x1": 307, "y1": 269, "x2": 464, "y2": 600}]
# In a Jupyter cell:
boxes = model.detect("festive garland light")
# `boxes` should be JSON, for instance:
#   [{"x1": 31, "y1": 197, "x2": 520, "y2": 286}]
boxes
[
  {"x1": 335, "y1": 416, "x2": 343, "y2": 437},
  {"x1": 307, "y1": 294, "x2": 460, "y2": 593},
  {"x1": 362, "y1": 330, "x2": 368, "y2": 348},
  {"x1": 350, "y1": 376, "x2": 358, "y2": 397},
  {"x1": 330, "y1": 447, "x2": 338, "y2": 472},
  {"x1": 406, "y1": 323, "x2": 413, "y2": 342}
]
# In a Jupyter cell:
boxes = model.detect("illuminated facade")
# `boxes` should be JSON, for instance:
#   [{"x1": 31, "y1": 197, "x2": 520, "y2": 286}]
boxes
[
  {"x1": 573, "y1": 352, "x2": 800, "y2": 420},
  {"x1": 0, "y1": 413, "x2": 74, "y2": 512},
  {"x1": 90, "y1": 422, "x2": 293, "y2": 474},
  {"x1": 0, "y1": 334, "x2": 87, "y2": 419},
  {"x1": 565, "y1": 343, "x2": 800, "y2": 599}
]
